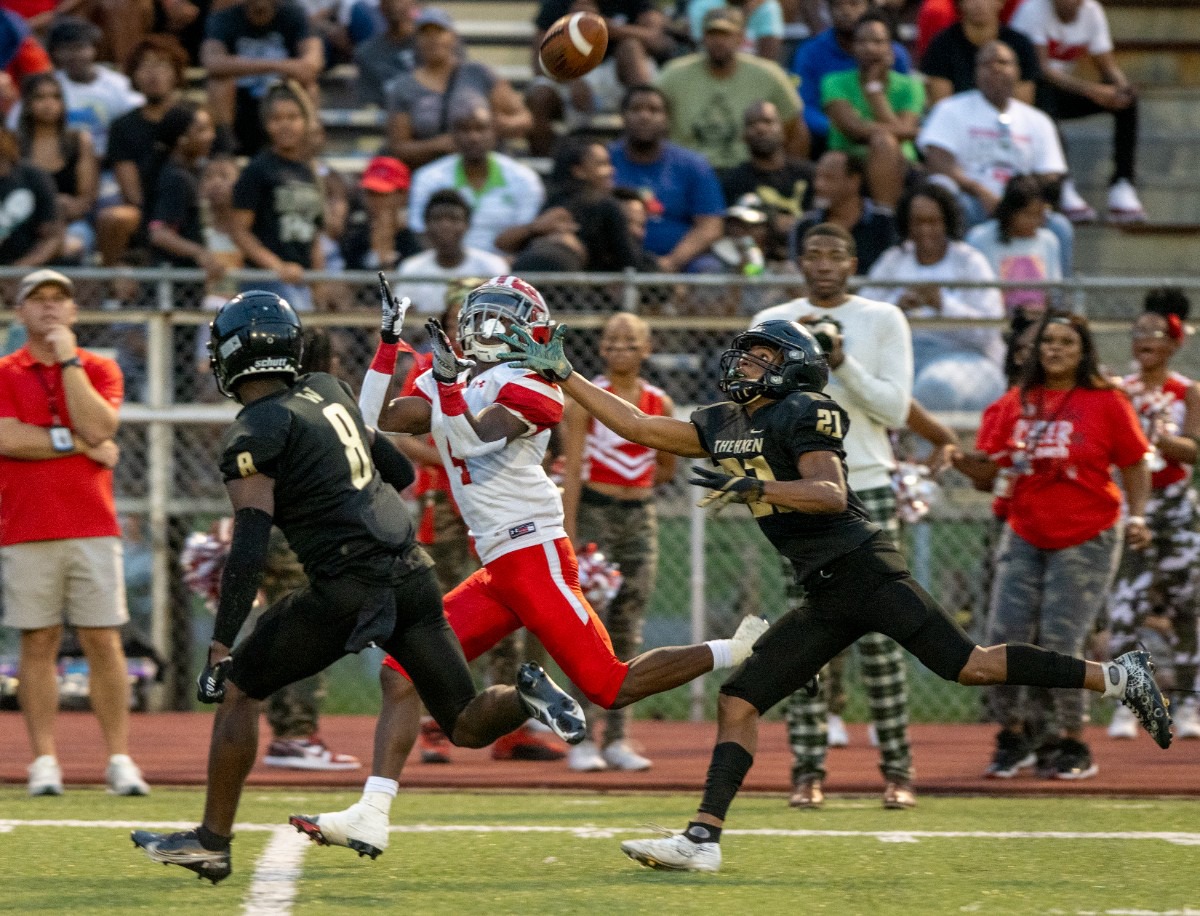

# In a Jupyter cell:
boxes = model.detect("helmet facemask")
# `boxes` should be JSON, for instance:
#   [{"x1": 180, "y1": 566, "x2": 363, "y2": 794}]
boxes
[
  {"x1": 719, "y1": 345, "x2": 783, "y2": 404},
  {"x1": 457, "y1": 282, "x2": 552, "y2": 364}
]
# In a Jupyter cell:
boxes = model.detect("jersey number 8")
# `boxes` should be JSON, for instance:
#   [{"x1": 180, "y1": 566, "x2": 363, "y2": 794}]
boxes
[{"x1": 323, "y1": 403, "x2": 372, "y2": 489}]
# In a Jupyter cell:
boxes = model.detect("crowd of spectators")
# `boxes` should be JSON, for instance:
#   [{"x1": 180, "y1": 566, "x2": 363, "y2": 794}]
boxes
[{"x1": 0, "y1": 0, "x2": 1153, "y2": 396}]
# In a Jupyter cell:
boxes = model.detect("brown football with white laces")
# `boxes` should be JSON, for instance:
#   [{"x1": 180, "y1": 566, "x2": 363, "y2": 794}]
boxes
[{"x1": 538, "y1": 11, "x2": 608, "y2": 82}]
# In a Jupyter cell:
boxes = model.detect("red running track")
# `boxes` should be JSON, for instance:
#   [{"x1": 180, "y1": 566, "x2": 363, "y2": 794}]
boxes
[{"x1": 2, "y1": 712, "x2": 1197, "y2": 797}]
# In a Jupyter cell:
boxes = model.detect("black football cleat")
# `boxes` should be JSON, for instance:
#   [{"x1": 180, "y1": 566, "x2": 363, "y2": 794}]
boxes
[
  {"x1": 131, "y1": 829, "x2": 231, "y2": 884},
  {"x1": 1115, "y1": 650, "x2": 1173, "y2": 749},
  {"x1": 516, "y1": 662, "x2": 587, "y2": 745}
]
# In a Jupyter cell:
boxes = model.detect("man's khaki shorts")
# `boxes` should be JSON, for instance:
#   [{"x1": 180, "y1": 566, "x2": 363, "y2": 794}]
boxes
[{"x1": 1, "y1": 536, "x2": 129, "y2": 630}]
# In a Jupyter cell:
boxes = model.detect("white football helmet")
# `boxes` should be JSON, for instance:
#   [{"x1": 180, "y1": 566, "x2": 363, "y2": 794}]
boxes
[{"x1": 457, "y1": 276, "x2": 553, "y2": 363}]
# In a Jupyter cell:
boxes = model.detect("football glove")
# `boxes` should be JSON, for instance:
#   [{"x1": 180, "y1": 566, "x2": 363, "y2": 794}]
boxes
[
  {"x1": 690, "y1": 465, "x2": 765, "y2": 511},
  {"x1": 496, "y1": 325, "x2": 573, "y2": 382},
  {"x1": 378, "y1": 272, "x2": 411, "y2": 345},
  {"x1": 196, "y1": 654, "x2": 233, "y2": 704},
  {"x1": 427, "y1": 318, "x2": 475, "y2": 383}
]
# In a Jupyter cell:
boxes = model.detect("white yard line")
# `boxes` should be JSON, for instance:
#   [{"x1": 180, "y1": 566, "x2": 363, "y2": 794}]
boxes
[
  {"x1": 243, "y1": 827, "x2": 310, "y2": 916},
  {"x1": 4, "y1": 820, "x2": 1200, "y2": 846}
]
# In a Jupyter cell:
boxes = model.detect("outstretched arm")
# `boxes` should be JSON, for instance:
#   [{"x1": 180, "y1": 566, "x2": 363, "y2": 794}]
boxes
[{"x1": 561, "y1": 373, "x2": 708, "y2": 458}]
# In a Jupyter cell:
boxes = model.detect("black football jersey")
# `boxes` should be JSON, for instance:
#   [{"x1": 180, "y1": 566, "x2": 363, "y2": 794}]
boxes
[
  {"x1": 219, "y1": 372, "x2": 414, "y2": 581},
  {"x1": 691, "y1": 390, "x2": 879, "y2": 580}
]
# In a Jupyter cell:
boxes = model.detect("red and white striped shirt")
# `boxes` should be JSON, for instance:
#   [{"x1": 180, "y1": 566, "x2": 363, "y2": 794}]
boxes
[{"x1": 583, "y1": 376, "x2": 669, "y2": 489}]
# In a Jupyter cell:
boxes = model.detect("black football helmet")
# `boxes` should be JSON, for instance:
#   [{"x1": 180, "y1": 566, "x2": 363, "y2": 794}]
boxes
[
  {"x1": 209, "y1": 290, "x2": 304, "y2": 398},
  {"x1": 718, "y1": 320, "x2": 829, "y2": 404}
]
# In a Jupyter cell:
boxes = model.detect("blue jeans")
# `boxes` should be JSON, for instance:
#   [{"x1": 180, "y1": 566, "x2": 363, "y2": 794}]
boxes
[
  {"x1": 911, "y1": 336, "x2": 1006, "y2": 412},
  {"x1": 986, "y1": 525, "x2": 1120, "y2": 733}
]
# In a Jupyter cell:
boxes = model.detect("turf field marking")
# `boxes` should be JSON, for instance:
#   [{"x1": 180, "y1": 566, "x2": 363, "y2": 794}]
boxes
[
  {"x1": 5, "y1": 820, "x2": 1200, "y2": 847},
  {"x1": 244, "y1": 827, "x2": 309, "y2": 916}
]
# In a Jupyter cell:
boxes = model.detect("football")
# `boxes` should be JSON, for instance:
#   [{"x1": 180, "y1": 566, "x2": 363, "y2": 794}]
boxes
[{"x1": 538, "y1": 11, "x2": 608, "y2": 82}]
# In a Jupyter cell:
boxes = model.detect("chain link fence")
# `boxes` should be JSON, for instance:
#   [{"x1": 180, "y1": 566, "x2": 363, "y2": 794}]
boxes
[{"x1": 2, "y1": 268, "x2": 1196, "y2": 721}]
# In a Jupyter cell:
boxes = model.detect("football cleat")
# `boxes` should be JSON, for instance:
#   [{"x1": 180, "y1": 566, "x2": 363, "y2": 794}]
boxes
[
  {"x1": 516, "y1": 663, "x2": 586, "y2": 745},
  {"x1": 621, "y1": 829, "x2": 721, "y2": 873},
  {"x1": 131, "y1": 829, "x2": 231, "y2": 884},
  {"x1": 289, "y1": 799, "x2": 389, "y2": 859},
  {"x1": 1114, "y1": 650, "x2": 1173, "y2": 749},
  {"x1": 730, "y1": 614, "x2": 770, "y2": 665}
]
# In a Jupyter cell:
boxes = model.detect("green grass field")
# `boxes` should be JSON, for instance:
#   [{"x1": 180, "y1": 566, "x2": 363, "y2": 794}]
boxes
[{"x1": 3, "y1": 788, "x2": 1198, "y2": 914}]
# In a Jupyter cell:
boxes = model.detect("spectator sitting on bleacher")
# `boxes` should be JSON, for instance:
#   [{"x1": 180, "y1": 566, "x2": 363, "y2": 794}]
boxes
[
  {"x1": 922, "y1": 0, "x2": 1038, "y2": 106},
  {"x1": 720, "y1": 99, "x2": 813, "y2": 264},
  {"x1": 658, "y1": 7, "x2": 806, "y2": 171},
  {"x1": 965, "y1": 173, "x2": 1061, "y2": 318},
  {"x1": 5, "y1": 18, "x2": 144, "y2": 159},
  {"x1": 914, "y1": 0, "x2": 1019, "y2": 60},
  {"x1": 146, "y1": 103, "x2": 220, "y2": 278},
  {"x1": 228, "y1": 80, "x2": 324, "y2": 309},
  {"x1": 97, "y1": 34, "x2": 188, "y2": 267},
  {"x1": 790, "y1": 0, "x2": 912, "y2": 160},
  {"x1": 385, "y1": 7, "x2": 531, "y2": 169},
  {"x1": 0, "y1": 8, "x2": 51, "y2": 115},
  {"x1": 407, "y1": 99, "x2": 544, "y2": 255},
  {"x1": 687, "y1": 0, "x2": 784, "y2": 62},
  {"x1": 821, "y1": 10, "x2": 924, "y2": 209},
  {"x1": 608, "y1": 83, "x2": 724, "y2": 272},
  {"x1": 353, "y1": 155, "x2": 421, "y2": 269},
  {"x1": 202, "y1": 0, "x2": 324, "y2": 156},
  {"x1": 917, "y1": 40, "x2": 1073, "y2": 276},
  {"x1": 396, "y1": 188, "x2": 507, "y2": 314},
  {"x1": 16, "y1": 71, "x2": 97, "y2": 263},
  {"x1": 353, "y1": 0, "x2": 416, "y2": 108},
  {"x1": 860, "y1": 180, "x2": 1006, "y2": 412},
  {"x1": 0, "y1": 124, "x2": 60, "y2": 268},
  {"x1": 787, "y1": 149, "x2": 897, "y2": 271},
  {"x1": 611, "y1": 184, "x2": 660, "y2": 270},
  {"x1": 526, "y1": 0, "x2": 670, "y2": 157},
  {"x1": 1010, "y1": 0, "x2": 1144, "y2": 224}
]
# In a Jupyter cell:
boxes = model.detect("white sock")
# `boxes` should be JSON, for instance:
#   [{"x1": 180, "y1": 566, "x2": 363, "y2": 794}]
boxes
[
  {"x1": 1101, "y1": 662, "x2": 1128, "y2": 699},
  {"x1": 706, "y1": 639, "x2": 734, "y2": 670},
  {"x1": 109, "y1": 754, "x2": 133, "y2": 765},
  {"x1": 363, "y1": 776, "x2": 398, "y2": 811}
]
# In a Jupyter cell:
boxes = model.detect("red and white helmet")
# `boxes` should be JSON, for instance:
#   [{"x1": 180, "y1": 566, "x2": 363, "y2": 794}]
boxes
[{"x1": 457, "y1": 276, "x2": 553, "y2": 363}]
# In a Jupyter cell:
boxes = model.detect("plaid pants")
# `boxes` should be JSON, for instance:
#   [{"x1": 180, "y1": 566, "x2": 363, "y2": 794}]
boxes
[{"x1": 785, "y1": 485, "x2": 913, "y2": 785}]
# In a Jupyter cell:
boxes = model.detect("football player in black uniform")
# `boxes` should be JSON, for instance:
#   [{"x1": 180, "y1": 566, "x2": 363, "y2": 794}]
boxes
[
  {"x1": 501, "y1": 317, "x2": 1174, "y2": 874},
  {"x1": 131, "y1": 290, "x2": 582, "y2": 884}
]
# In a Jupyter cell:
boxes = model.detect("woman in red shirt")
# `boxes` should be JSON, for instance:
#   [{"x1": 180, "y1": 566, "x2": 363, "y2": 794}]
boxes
[
  {"x1": 955, "y1": 311, "x2": 1151, "y2": 781},
  {"x1": 1107, "y1": 289, "x2": 1200, "y2": 741}
]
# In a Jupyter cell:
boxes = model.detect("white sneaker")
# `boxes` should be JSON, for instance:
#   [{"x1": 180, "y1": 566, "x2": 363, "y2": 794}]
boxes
[
  {"x1": 106, "y1": 754, "x2": 150, "y2": 796},
  {"x1": 27, "y1": 755, "x2": 62, "y2": 796},
  {"x1": 1108, "y1": 704, "x2": 1139, "y2": 739},
  {"x1": 567, "y1": 739, "x2": 608, "y2": 772},
  {"x1": 621, "y1": 831, "x2": 721, "y2": 873},
  {"x1": 289, "y1": 796, "x2": 390, "y2": 859},
  {"x1": 1107, "y1": 179, "x2": 1147, "y2": 224},
  {"x1": 827, "y1": 714, "x2": 849, "y2": 747},
  {"x1": 602, "y1": 740, "x2": 651, "y2": 771},
  {"x1": 1060, "y1": 179, "x2": 1097, "y2": 223},
  {"x1": 867, "y1": 723, "x2": 879, "y2": 748},
  {"x1": 1174, "y1": 702, "x2": 1200, "y2": 739},
  {"x1": 730, "y1": 614, "x2": 770, "y2": 665}
]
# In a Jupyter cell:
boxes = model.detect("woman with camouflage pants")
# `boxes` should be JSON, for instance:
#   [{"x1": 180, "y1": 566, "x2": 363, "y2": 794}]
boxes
[{"x1": 1107, "y1": 292, "x2": 1200, "y2": 740}]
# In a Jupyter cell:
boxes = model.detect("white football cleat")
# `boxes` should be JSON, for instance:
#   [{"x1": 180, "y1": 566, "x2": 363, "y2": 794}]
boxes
[
  {"x1": 621, "y1": 831, "x2": 721, "y2": 873},
  {"x1": 289, "y1": 798, "x2": 390, "y2": 859},
  {"x1": 730, "y1": 615, "x2": 770, "y2": 665}
]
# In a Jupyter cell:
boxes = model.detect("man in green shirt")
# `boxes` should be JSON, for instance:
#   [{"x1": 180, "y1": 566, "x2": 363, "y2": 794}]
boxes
[
  {"x1": 658, "y1": 6, "x2": 808, "y2": 170},
  {"x1": 822, "y1": 10, "x2": 924, "y2": 207}
]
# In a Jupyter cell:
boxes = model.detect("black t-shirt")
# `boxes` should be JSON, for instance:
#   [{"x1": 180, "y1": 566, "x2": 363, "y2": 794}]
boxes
[
  {"x1": 219, "y1": 372, "x2": 415, "y2": 580},
  {"x1": 106, "y1": 107, "x2": 157, "y2": 180},
  {"x1": 719, "y1": 159, "x2": 815, "y2": 219},
  {"x1": 150, "y1": 160, "x2": 203, "y2": 266},
  {"x1": 921, "y1": 24, "x2": 1040, "y2": 94},
  {"x1": 232, "y1": 150, "x2": 324, "y2": 266},
  {"x1": 0, "y1": 163, "x2": 58, "y2": 263},
  {"x1": 691, "y1": 390, "x2": 877, "y2": 580},
  {"x1": 791, "y1": 203, "x2": 898, "y2": 273},
  {"x1": 206, "y1": 0, "x2": 310, "y2": 98}
]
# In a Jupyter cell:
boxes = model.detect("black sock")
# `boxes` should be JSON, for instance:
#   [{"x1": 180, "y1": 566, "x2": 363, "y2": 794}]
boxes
[
  {"x1": 697, "y1": 741, "x2": 754, "y2": 822},
  {"x1": 684, "y1": 821, "x2": 722, "y2": 844},
  {"x1": 196, "y1": 824, "x2": 231, "y2": 851},
  {"x1": 1005, "y1": 643, "x2": 1086, "y2": 688}
]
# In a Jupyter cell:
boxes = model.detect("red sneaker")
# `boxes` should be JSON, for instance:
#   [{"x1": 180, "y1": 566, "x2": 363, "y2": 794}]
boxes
[
  {"x1": 491, "y1": 722, "x2": 568, "y2": 761},
  {"x1": 264, "y1": 736, "x2": 361, "y2": 771},
  {"x1": 418, "y1": 717, "x2": 452, "y2": 764}
]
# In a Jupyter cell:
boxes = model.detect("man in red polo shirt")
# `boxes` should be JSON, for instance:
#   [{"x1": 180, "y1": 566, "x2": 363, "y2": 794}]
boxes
[{"x1": 0, "y1": 268, "x2": 149, "y2": 797}]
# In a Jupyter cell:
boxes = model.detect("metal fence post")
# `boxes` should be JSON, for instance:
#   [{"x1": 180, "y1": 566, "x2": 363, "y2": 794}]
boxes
[
  {"x1": 145, "y1": 308, "x2": 173, "y2": 710},
  {"x1": 689, "y1": 493, "x2": 707, "y2": 722},
  {"x1": 622, "y1": 268, "x2": 639, "y2": 314}
]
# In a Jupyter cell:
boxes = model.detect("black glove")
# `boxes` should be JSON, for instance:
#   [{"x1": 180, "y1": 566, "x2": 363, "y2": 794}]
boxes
[
  {"x1": 689, "y1": 465, "x2": 765, "y2": 511},
  {"x1": 196, "y1": 655, "x2": 233, "y2": 704},
  {"x1": 426, "y1": 318, "x2": 474, "y2": 383},
  {"x1": 378, "y1": 272, "x2": 410, "y2": 345}
]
